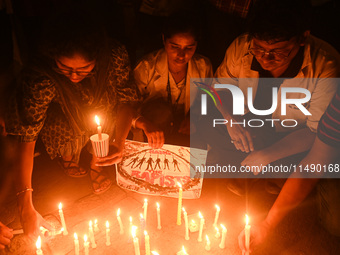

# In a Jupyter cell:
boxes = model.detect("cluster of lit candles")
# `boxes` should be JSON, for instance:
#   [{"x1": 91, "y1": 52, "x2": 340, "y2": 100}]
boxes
[{"x1": 34, "y1": 183, "x2": 251, "y2": 255}]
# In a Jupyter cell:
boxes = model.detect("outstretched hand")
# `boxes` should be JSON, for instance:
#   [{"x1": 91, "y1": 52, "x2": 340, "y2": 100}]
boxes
[
  {"x1": 142, "y1": 122, "x2": 164, "y2": 149},
  {"x1": 20, "y1": 207, "x2": 52, "y2": 240},
  {"x1": 0, "y1": 222, "x2": 13, "y2": 250},
  {"x1": 226, "y1": 121, "x2": 254, "y2": 153},
  {"x1": 238, "y1": 221, "x2": 271, "y2": 254}
]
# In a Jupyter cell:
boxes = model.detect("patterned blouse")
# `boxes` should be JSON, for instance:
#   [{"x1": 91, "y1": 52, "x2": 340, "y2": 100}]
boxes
[{"x1": 6, "y1": 42, "x2": 138, "y2": 144}]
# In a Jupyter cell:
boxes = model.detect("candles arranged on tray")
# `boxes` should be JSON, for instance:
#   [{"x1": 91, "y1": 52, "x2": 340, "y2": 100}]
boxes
[{"x1": 58, "y1": 203, "x2": 68, "y2": 235}]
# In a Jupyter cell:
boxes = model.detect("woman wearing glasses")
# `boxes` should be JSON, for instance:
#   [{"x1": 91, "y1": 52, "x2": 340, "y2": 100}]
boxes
[{"x1": 4, "y1": 10, "x2": 138, "y2": 237}]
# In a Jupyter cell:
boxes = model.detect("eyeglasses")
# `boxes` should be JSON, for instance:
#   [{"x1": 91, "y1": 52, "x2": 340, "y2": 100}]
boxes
[
  {"x1": 249, "y1": 47, "x2": 294, "y2": 60},
  {"x1": 53, "y1": 67, "x2": 95, "y2": 77}
]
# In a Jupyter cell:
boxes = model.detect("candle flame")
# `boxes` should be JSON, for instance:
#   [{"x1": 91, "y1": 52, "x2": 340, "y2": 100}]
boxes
[
  {"x1": 151, "y1": 252, "x2": 159, "y2": 255},
  {"x1": 95, "y1": 115, "x2": 100, "y2": 126},
  {"x1": 182, "y1": 207, "x2": 186, "y2": 212},
  {"x1": 215, "y1": 204, "x2": 220, "y2": 211},
  {"x1": 220, "y1": 224, "x2": 226, "y2": 230},
  {"x1": 246, "y1": 214, "x2": 249, "y2": 226},
  {"x1": 156, "y1": 202, "x2": 160, "y2": 209},
  {"x1": 215, "y1": 226, "x2": 219, "y2": 232},
  {"x1": 144, "y1": 198, "x2": 148, "y2": 203},
  {"x1": 117, "y1": 208, "x2": 121, "y2": 217},
  {"x1": 131, "y1": 226, "x2": 137, "y2": 238},
  {"x1": 129, "y1": 216, "x2": 132, "y2": 223},
  {"x1": 144, "y1": 230, "x2": 148, "y2": 236},
  {"x1": 36, "y1": 236, "x2": 41, "y2": 250},
  {"x1": 94, "y1": 219, "x2": 97, "y2": 224},
  {"x1": 89, "y1": 220, "x2": 92, "y2": 227},
  {"x1": 182, "y1": 246, "x2": 186, "y2": 253},
  {"x1": 106, "y1": 221, "x2": 109, "y2": 228},
  {"x1": 206, "y1": 234, "x2": 210, "y2": 242},
  {"x1": 199, "y1": 211, "x2": 203, "y2": 219},
  {"x1": 58, "y1": 202, "x2": 62, "y2": 210},
  {"x1": 191, "y1": 220, "x2": 195, "y2": 224},
  {"x1": 140, "y1": 213, "x2": 144, "y2": 219},
  {"x1": 61, "y1": 227, "x2": 64, "y2": 233},
  {"x1": 74, "y1": 233, "x2": 78, "y2": 240},
  {"x1": 84, "y1": 234, "x2": 87, "y2": 242},
  {"x1": 177, "y1": 182, "x2": 182, "y2": 188}
]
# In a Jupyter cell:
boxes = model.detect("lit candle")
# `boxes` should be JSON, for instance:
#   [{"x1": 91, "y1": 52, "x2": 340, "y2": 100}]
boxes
[
  {"x1": 106, "y1": 221, "x2": 111, "y2": 246},
  {"x1": 58, "y1": 203, "x2": 68, "y2": 235},
  {"x1": 182, "y1": 208, "x2": 189, "y2": 240},
  {"x1": 130, "y1": 216, "x2": 133, "y2": 233},
  {"x1": 144, "y1": 231, "x2": 151, "y2": 255},
  {"x1": 89, "y1": 220, "x2": 97, "y2": 248},
  {"x1": 176, "y1": 246, "x2": 188, "y2": 255},
  {"x1": 177, "y1": 182, "x2": 183, "y2": 225},
  {"x1": 189, "y1": 220, "x2": 198, "y2": 232},
  {"x1": 156, "y1": 202, "x2": 161, "y2": 230},
  {"x1": 94, "y1": 219, "x2": 99, "y2": 232},
  {"x1": 132, "y1": 226, "x2": 141, "y2": 255},
  {"x1": 84, "y1": 235, "x2": 89, "y2": 255},
  {"x1": 95, "y1": 115, "x2": 102, "y2": 140},
  {"x1": 245, "y1": 214, "x2": 251, "y2": 255},
  {"x1": 36, "y1": 236, "x2": 43, "y2": 255},
  {"x1": 151, "y1": 252, "x2": 159, "y2": 255},
  {"x1": 197, "y1": 212, "x2": 204, "y2": 242},
  {"x1": 219, "y1": 224, "x2": 227, "y2": 249},
  {"x1": 74, "y1": 233, "x2": 79, "y2": 255},
  {"x1": 213, "y1": 205, "x2": 220, "y2": 228},
  {"x1": 140, "y1": 213, "x2": 146, "y2": 232},
  {"x1": 205, "y1": 235, "x2": 211, "y2": 251},
  {"x1": 215, "y1": 226, "x2": 221, "y2": 239},
  {"x1": 117, "y1": 208, "x2": 124, "y2": 234},
  {"x1": 143, "y1": 199, "x2": 148, "y2": 223}
]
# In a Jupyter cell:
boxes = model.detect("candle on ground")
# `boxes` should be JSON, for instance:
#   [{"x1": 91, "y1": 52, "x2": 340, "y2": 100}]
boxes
[
  {"x1": 245, "y1": 214, "x2": 251, "y2": 255},
  {"x1": 117, "y1": 208, "x2": 124, "y2": 234},
  {"x1": 219, "y1": 224, "x2": 227, "y2": 249},
  {"x1": 89, "y1": 220, "x2": 97, "y2": 248},
  {"x1": 143, "y1": 199, "x2": 148, "y2": 223},
  {"x1": 182, "y1": 208, "x2": 189, "y2": 240},
  {"x1": 213, "y1": 205, "x2": 220, "y2": 228},
  {"x1": 132, "y1": 226, "x2": 141, "y2": 255},
  {"x1": 176, "y1": 246, "x2": 188, "y2": 255},
  {"x1": 58, "y1": 203, "x2": 68, "y2": 235},
  {"x1": 205, "y1": 235, "x2": 211, "y2": 251},
  {"x1": 215, "y1": 226, "x2": 221, "y2": 239},
  {"x1": 84, "y1": 235, "x2": 89, "y2": 255},
  {"x1": 156, "y1": 202, "x2": 161, "y2": 230},
  {"x1": 95, "y1": 115, "x2": 102, "y2": 140},
  {"x1": 94, "y1": 219, "x2": 99, "y2": 232},
  {"x1": 197, "y1": 212, "x2": 204, "y2": 242},
  {"x1": 36, "y1": 236, "x2": 43, "y2": 255},
  {"x1": 140, "y1": 213, "x2": 146, "y2": 232},
  {"x1": 74, "y1": 233, "x2": 79, "y2": 255},
  {"x1": 144, "y1": 231, "x2": 151, "y2": 255},
  {"x1": 177, "y1": 182, "x2": 183, "y2": 225},
  {"x1": 106, "y1": 221, "x2": 111, "y2": 246}
]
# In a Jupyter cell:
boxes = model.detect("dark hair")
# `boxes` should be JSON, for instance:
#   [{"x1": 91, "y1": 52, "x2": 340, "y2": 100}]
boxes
[
  {"x1": 162, "y1": 12, "x2": 201, "y2": 42},
  {"x1": 246, "y1": 0, "x2": 312, "y2": 42},
  {"x1": 41, "y1": 8, "x2": 108, "y2": 62}
]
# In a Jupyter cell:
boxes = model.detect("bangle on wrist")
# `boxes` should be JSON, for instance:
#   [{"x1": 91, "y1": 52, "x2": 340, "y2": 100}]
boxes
[
  {"x1": 131, "y1": 116, "x2": 142, "y2": 129},
  {"x1": 16, "y1": 187, "x2": 33, "y2": 197}
]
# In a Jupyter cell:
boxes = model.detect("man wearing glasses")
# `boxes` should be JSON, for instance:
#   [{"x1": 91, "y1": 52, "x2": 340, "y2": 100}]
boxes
[{"x1": 210, "y1": 0, "x2": 339, "y2": 194}]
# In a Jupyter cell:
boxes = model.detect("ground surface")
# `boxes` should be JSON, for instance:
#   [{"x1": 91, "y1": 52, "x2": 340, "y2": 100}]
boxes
[{"x1": 0, "y1": 143, "x2": 340, "y2": 255}]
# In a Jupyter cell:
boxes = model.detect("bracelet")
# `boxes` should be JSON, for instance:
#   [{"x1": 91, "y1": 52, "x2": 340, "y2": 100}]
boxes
[
  {"x1": 131, "y1": 116, "x2": 142, "y2": 129},
  {"x1": 16, "y1": 188, "x2": 33, "y2": 197}
]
